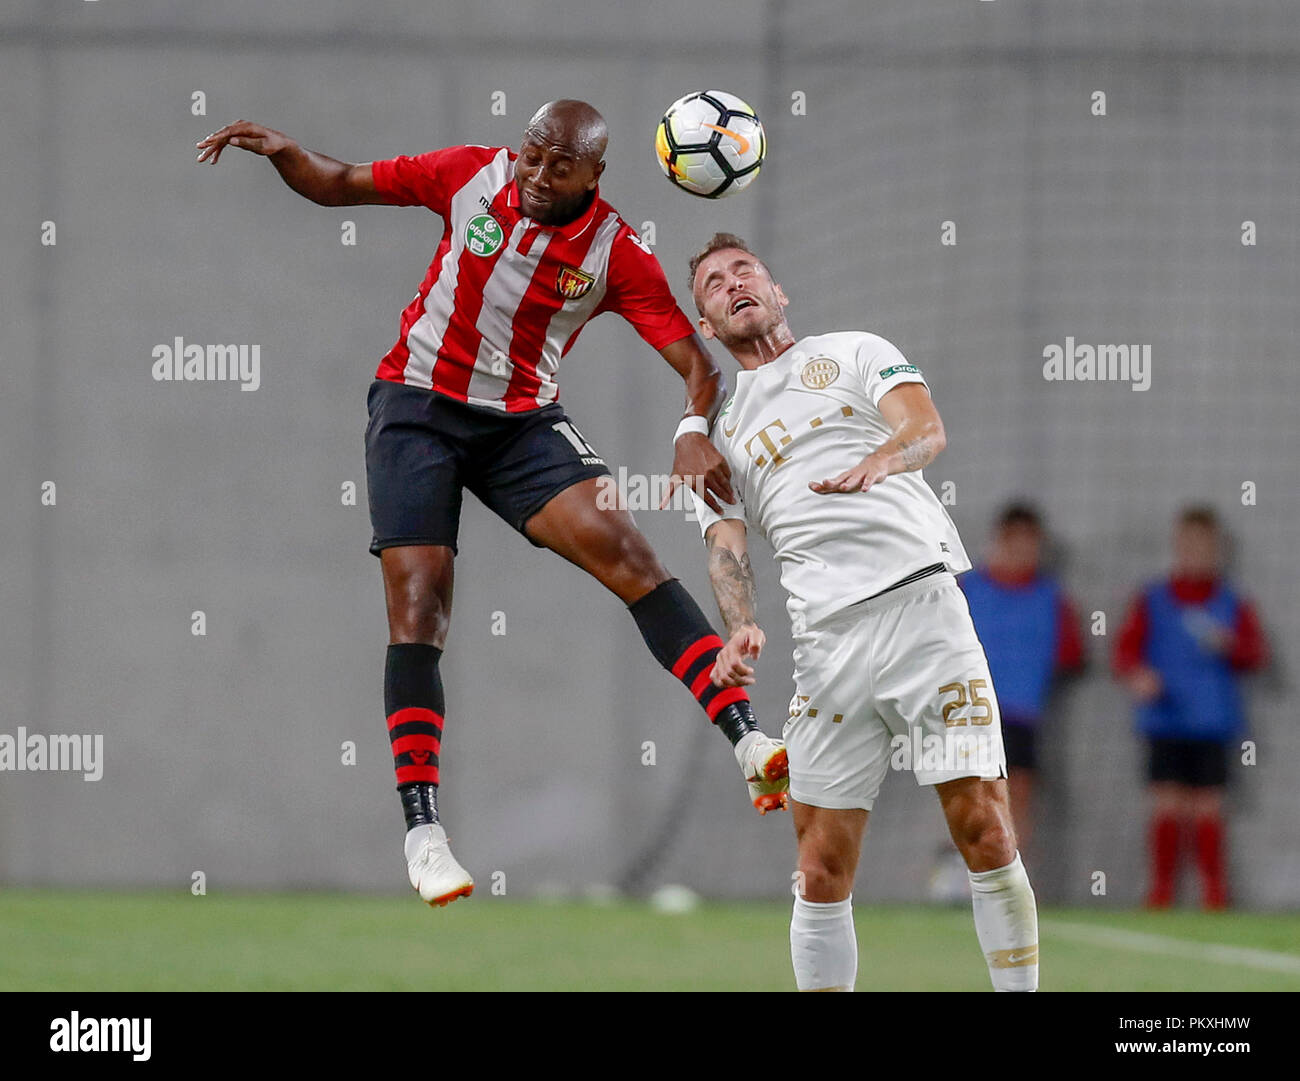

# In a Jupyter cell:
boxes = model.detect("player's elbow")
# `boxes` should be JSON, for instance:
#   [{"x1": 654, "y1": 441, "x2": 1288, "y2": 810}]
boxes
[
  {"x1": 926, "y1": 418, "x2": 947, "y2": 460},
  {"x1": 313, "y1": 166, "x2": 371, "y2": 207},
  {"x1": 705, "y1": 519, "x2": 747, "y2": 556}
]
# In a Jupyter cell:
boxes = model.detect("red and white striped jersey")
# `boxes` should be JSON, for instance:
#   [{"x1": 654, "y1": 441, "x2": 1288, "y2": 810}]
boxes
[{"x1": 371, "y1": 144, "x2": 695, "y2": 412}]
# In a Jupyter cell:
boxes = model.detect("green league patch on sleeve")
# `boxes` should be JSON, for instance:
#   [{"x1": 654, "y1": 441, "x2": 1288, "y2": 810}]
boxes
[{"x1": 878, "y1": 364, "x2": 923, "y2": 379}]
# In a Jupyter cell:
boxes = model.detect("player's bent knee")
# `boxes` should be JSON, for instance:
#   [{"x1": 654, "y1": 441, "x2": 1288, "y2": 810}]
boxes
[
  {"x1": 381, "y1": 550, "x2": 454, "y2": 641},
  {"x1": 797, "y1": 845, "x2": 858, "y2": 902},
  {"x1": 797, "y1": 862, "x2": 855, "y2": 903},
  {"x1": 384, "y1": 576, "x2": 453, "y2": 645},
  {"x1": 609, "y1": 525, "x2": 665, "y2": 574},
  {"x1": 959, "y1": 820, "x2": 1017, "y2": 872},
  {"x1": 389, "y1": 593, "x2": 451, "y2": 641},
  {"x1": 594, "y1": 527, "x2": 670, "y2": 597}
]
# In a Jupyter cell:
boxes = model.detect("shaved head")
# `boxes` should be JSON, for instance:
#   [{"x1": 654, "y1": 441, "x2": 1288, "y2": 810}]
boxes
[
  {"x1": 515, "y1": 99, "x2": 608, "y2": 225},
  {"x1": 524, "y1": 99, "x2": 608, "y2": 164}
]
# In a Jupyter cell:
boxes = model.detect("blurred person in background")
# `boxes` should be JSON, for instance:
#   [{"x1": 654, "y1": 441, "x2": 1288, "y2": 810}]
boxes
[
  {"x1": 959, "y1": 504, "x2": 1085, "y2": 857},
  {"x1": 1113, "y1": 506, "x2": 1270, "y2": 909}
]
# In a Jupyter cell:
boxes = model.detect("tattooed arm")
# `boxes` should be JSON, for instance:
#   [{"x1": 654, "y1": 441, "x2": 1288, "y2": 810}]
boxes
[
  {"x1": 707, "y1": 520, "x2": 758, "y2": 635},
  {"x1": 704, "y1": 519, "x2": 765, "y2": 688},
  {"x1": 809, "y1": 383, "x2": 947, "y2": 494}
]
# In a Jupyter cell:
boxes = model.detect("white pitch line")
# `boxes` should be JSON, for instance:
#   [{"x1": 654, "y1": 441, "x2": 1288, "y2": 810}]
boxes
[{"x1": 1046, "y1": 920, "x2": 1300, "y2": 976}]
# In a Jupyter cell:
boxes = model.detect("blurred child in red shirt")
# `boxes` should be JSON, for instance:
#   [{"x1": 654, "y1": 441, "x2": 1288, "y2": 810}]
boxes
[{"x1": 1113, "y1": 506, "x2": 1269, "y2": 909}]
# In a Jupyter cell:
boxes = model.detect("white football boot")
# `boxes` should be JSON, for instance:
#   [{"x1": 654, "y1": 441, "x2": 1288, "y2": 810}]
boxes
[
  {"x1": 734, "y1": 732, "x2": 790, "y2": 815},
  {"x1": 405, "y1": 823, "x2": 474, "y2": 907}
]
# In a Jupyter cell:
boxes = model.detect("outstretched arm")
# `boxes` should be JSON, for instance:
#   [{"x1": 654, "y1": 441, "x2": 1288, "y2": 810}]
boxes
[
  {"x1": 704, "y1": 518, "x2": 765, "y2": 687},
  {"x1": 196, "y1": 120, "x2": 396, "y2": 207},
  {"x1": 658, "y1": 332, "x2": 734, "y2": 513},
  {"x1": 810, "y1": 382, "x2": 947, "y2": 494}
]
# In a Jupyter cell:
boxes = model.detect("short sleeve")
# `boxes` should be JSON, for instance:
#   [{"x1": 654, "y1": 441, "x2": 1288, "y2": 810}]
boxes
[
  {"x1": 853, "y1": 333, "x2": 930, "y2": 407},
  {"x1": 688, "y1": 485, "x2": 746, "y2": 540},
  {"x1": 598, "y1": 228, "x2": 695, "y2": 350},
  {"x1": 370, "y1": 145, "x2": 500, "y2": 215}
]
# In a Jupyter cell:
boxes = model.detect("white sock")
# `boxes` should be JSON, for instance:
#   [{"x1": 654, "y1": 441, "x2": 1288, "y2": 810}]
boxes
[
  {"x1": 790, "y1": 894, "x2": 857, "y2": 991},
  {"x1": 968, "y1": 852, "x2": 1039, "y2": 991},
  {"x1": 733, "y1": 730, "x2": 763, "y2": 768}
]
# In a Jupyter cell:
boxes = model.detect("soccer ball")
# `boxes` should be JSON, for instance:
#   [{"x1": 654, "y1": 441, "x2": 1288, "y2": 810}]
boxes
[{"x1": 654, "y1": 90, "x2": 766, "y2": 199}]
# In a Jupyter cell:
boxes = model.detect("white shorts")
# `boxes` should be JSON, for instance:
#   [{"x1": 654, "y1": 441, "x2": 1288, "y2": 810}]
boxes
[{"x1": 782, "y1": 572, "x2": 1008, "y2": 811}]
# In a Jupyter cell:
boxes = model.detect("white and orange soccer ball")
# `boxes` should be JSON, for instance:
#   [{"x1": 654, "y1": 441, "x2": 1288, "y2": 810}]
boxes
[{"x1": 654, "y1": 90, "x2": 766, "y2": 199}]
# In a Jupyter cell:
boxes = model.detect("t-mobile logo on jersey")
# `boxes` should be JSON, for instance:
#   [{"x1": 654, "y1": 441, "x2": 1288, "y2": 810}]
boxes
[{"x1": 151, "y1": 337, "x2": 261, "y2": 391}]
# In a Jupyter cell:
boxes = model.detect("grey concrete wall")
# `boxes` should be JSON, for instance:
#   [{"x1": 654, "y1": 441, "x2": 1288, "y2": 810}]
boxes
[{"x1": 1, "y1": 0, "x2": 1295, "y2": 907}]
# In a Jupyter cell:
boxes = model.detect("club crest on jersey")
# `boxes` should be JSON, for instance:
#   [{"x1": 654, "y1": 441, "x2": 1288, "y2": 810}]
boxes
[
  {"x1": 466, "y1": 213, "x2": 505, "y2": 256},
  {"x1": 800, "y1": 356, "x2": 840, "y2": 390},
  {"x1": 555, "y1": 264, "x2": 596, "y2": 300}
]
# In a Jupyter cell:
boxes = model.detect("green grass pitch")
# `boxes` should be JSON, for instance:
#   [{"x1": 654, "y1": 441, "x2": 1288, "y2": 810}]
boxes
[{"x1": 2, "y1": 889, "x2": 1298, "y2": 991}]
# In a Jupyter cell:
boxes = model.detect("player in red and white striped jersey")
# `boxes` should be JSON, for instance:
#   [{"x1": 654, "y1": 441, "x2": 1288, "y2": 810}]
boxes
[
  {"x1": 197, "y1": 101, "x2": 788, "y2": 908},
  {"x1": 369, "y1": 139, "x2": 690, "y2": 411}
]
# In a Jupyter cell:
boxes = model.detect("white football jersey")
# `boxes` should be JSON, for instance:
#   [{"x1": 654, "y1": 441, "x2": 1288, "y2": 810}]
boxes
[{"x1": 690, "y1": 331, "x2": 970, "y2": 631}]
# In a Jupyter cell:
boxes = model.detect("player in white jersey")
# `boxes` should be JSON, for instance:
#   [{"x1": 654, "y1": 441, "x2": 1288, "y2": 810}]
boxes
[{"x1": 680, "y1": 234, "x2": 1040, "y2": 992}]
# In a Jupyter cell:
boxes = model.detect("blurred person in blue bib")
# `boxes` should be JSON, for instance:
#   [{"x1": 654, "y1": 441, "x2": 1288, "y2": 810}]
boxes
[
  {"x1": 1113, "y1": 506, "x2": 1270, "y2": 909},
  {"x1": 960, "y1": 504, "x2": 1085, "y2": 858}
]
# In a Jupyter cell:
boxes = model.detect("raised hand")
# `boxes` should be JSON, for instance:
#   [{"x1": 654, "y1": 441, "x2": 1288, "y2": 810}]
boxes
[
  {"x1": 196, "y1": 120, "x2": 293, "y2": 164},
  {"x1": 809, "y1": 454, "x2": 890, "y2": 495},
  {"x1": 661, "y1": 431, "x2": 735, "y2": 514}
]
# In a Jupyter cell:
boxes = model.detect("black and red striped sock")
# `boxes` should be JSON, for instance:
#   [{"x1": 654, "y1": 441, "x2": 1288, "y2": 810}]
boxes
[
  {"x1": 628, "y1": 579, "x2": 760, "y2": 745},
  {"x1": 385, "y1": 643, "x2": 444, "y2": 830}
]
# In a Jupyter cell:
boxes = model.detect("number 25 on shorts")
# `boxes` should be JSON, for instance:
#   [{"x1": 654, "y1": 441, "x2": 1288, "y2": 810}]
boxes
[{"x1": 938, "y1": 679, "x2": 993, "y2": 727}]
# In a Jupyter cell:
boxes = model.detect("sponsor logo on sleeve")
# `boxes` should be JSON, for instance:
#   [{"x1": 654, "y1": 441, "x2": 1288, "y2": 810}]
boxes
[{"x1": 878, "y1": 364, "x2": 922, "y2": 379}]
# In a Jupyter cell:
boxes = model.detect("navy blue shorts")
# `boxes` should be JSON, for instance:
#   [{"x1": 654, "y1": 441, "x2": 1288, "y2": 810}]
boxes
[
  {"x1": 1146, "y1": 737, "x2": 1229, "y2": 788},
  {"x1": 1001, "y1": 720, "x2": 1038, "y2": 771},
  {"x1": 364, "y1": 379, "x2": 611, "y2": 556}
]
